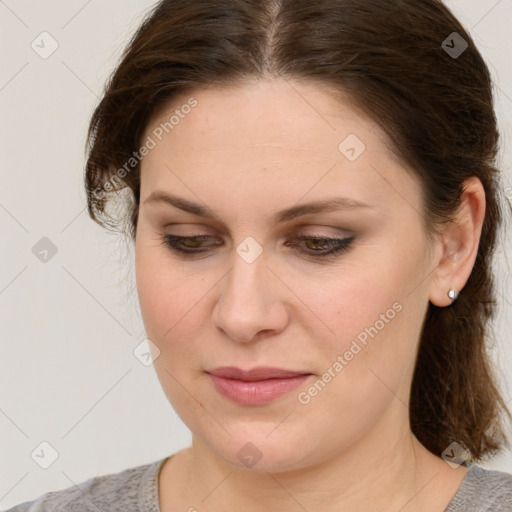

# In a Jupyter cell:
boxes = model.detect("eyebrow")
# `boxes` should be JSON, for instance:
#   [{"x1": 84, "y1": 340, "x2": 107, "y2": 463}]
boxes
[{"x1": 143, "y1": 190, "x2": 372, "y2": 224}]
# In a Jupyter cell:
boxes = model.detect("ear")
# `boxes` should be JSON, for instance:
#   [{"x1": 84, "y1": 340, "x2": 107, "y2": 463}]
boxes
[{"x1": 429, "y1": 177, "x2": 486, "y2": 307}]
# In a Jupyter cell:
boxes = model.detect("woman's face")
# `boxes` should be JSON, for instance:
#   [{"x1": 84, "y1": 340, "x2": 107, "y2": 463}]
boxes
[{"x1": 135, "y1": 78, "x2": 439, "y2": 471}]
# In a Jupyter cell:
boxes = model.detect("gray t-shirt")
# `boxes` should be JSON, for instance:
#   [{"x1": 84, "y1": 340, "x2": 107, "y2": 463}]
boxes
[{"x1": 4, "y1": 457, "x2": 512, "y2": 511}]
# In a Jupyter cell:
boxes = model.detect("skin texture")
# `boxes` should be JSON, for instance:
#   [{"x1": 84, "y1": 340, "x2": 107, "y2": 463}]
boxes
[{"x1": 134, "y1": 78, "x2": 485, "y2": 511}]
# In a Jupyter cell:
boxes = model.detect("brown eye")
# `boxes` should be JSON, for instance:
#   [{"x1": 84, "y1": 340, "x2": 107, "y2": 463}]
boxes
[
  {"x1": 161, "y1": 233, "x2": 355, "y2": 260},
  {"x1": 162, "y1": 234, "x2": 218, "y2": 253},
  {"x1": 289, "y1": 234, "x2": 355, "y2": 259}
]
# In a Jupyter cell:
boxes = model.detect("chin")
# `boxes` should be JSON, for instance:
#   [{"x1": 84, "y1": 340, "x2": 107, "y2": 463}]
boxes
[{"x1": 197, "y1": 424, "x2": 321, "y2": 473}]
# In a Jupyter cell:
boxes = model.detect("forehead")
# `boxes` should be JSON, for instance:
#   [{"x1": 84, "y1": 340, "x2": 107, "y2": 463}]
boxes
[
  {"x1": 144, "y1": 78, "x2": 383, "y2": 152},
  {"x1": 139, "y1": 79, "x2": 422, "y2": 222}
]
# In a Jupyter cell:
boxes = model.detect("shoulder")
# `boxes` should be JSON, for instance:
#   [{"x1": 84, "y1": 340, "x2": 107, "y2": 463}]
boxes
[
  {"x1": 3, "y1": 457, "x2": 168, "y2": 512},
  {"x1": 446, "y1": 464, "x2": 512, "y2": 511}
]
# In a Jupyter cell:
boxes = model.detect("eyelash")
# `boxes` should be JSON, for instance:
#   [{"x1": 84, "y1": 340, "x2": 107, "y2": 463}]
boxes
[{"x1": 160, "y1": 233, "x2": 355, "y2": 260}]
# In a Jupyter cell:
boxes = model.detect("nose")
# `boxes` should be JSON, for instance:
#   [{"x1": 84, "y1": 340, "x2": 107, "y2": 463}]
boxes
[{"x1": 212, "y1": 247, "x2": 289, "y2": 343}]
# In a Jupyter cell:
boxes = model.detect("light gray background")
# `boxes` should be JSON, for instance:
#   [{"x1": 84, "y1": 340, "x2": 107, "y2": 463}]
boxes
[{"x1": 1, "y1": 0, "x2": 511, "y2": 508}]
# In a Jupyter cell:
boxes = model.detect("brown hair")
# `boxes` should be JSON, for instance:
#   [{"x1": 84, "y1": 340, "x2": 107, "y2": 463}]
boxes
[{"x1": 85, "y1": 0, "x2": 511, "y2": 461}]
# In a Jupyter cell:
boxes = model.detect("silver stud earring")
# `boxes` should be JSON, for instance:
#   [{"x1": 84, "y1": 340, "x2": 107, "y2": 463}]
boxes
[{"x1": 448, "y1": 288, "x2": 458, "y2": 301}]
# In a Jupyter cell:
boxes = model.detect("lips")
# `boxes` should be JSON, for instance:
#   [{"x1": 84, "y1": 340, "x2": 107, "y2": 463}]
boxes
[
  {"x1": 206, "y1": 366, "x2": 312, "y2": 405},
  {"x1": 207, "y1": 366, "x2": 309, "y2": 381}
]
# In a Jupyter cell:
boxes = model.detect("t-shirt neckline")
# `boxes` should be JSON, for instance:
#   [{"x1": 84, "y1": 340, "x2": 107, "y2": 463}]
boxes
[{"x1": 146, "y1": 456, "x2": 478, "y2": 512}]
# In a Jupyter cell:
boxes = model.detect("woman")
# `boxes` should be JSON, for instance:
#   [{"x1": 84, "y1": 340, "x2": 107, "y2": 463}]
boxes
[{"x1": 7, "y1": 0, "x2": 512, "y2": 510}]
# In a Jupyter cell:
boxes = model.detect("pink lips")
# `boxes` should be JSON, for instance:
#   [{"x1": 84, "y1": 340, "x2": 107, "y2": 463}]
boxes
[{"x1": 206, "y1": 366, "x2": 312, "y2": 406}]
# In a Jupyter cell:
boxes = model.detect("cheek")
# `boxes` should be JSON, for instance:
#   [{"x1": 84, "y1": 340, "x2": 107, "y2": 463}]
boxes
[
  {"x1": 135, "y1": 248, "x2": 206, "y2": 407},
  {"x1": 311, "y1": 245, "x2": 424, "y2": 390},
  {"x1": 134, "y1": 250, "x2": 217, "y2": 438},
  {"x1": 136, "y1": 255, "x2": 169, "y2": 338},
  {"x1": 307, "y1": 268, "x2": 390, "y2": 354},
  {"x1": 303, "y1": 292, "x2": 416, "y2": 444},
  {"x1": 135, "y1": 242, "x2": 201, "y2": 344}
]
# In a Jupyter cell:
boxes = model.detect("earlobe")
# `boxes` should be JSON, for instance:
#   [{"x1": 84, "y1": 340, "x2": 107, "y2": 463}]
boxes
[
  {"x1": 447, "y1": 288, "x2": 459, "y2": 302},
  {"x1": 428, "y1": 177, "x2": 486, "y2": 308},
  {"x1": 429, "y1": 237, "x2": 466, "y2": 307}
]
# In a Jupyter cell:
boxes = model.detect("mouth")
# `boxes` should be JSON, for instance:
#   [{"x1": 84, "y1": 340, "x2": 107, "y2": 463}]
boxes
[{"x1": 205, "y1": 366, "x2": 313, "y2": 406}]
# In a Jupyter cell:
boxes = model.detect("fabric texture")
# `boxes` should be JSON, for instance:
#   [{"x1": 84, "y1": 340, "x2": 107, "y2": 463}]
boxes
[{"x1": 4, "y1": 457, "x2": 512, "y2": 511}]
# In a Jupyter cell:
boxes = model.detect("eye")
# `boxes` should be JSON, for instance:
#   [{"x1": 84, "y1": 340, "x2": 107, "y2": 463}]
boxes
[
  {"x1": 289, "y1": 233, "x2": 355, "y2": 259},
  {"x1": 160, "y1": 232, "x2": 355, "y2": 260},
  {"x1": 160, "y1": 234, "x2": 219, "y2": 254}
]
